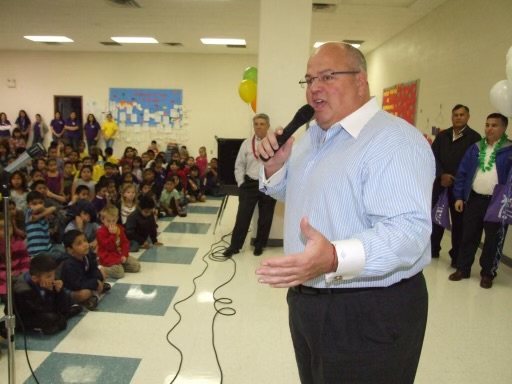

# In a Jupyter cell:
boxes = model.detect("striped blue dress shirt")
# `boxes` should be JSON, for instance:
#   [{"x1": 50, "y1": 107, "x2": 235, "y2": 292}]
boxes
[{"x1": 261, "y1": 98, "x2": 435, "y2": 288}]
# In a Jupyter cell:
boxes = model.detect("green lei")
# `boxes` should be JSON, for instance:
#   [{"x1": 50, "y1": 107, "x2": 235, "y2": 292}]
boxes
[{"x1": 478, "y1": 133, "x2": 508, "y2": 172}]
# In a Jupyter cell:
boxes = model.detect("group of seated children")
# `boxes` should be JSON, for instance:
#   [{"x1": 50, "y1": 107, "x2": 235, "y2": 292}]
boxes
[{"x1": 0, "y1": 140, "x2": 224, "y2": 338}]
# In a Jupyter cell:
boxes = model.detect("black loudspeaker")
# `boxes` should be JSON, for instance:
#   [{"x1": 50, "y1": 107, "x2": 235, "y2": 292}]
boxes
[{"x1": 217, "y1": 138, "x2": 244, "y2": 187}]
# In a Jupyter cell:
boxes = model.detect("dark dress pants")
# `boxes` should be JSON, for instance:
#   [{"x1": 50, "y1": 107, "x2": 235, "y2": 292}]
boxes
[
  {"x1": 457, "y1": 192, "x2": 508, "y2": 277},
  {"x1": 288, "y1": 273, "x2": 428, "y2": 384},
  {"x1": 431, "y1": 180, "x2": 463, "y2": 261},
  {"x1": 230, "y1": 179, "x2": 276, "y2": 250}
]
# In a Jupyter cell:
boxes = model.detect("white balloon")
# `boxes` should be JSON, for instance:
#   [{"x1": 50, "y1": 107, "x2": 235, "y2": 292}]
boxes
[
  {"x1": 490, "y1": 80, "x2": 512, "y2": 117},
  {"x1": 507, "y1": 57, "x2": 512, "y2": 83},
  {"x1": 507, "y1": 46, "x2": 512, "y2": 64}
]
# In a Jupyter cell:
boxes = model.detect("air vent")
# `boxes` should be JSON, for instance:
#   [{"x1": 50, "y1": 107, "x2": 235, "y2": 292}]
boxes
[
  {"x1": 100, "y1": 41, "x2": 122, "y2": 46},
  {"x1": 227, "y1": 44, "x2": 246, "y2": 48},
  {"x1": 105, "y1": 0, "x2": 141, "y2": 8},
  {"x1": 312, "y1": 3, "x2": 337, "y2": 13},
  {"x1": 164, "y1": 42, "x2": 183, "y2": 47}
]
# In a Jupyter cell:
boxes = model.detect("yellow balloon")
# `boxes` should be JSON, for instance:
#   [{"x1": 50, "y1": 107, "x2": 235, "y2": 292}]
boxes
[{"x1": 238, "y1": 79, "x2": 257, "y2": 103}]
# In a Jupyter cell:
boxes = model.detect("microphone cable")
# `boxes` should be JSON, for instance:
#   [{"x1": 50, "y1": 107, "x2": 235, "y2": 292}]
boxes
[
  {"x1": 166, "y1": 232, "x2": 239, "y2": 384},
  {"x1": 11, "y1": 298, "x2": 42, "y2": 384}
]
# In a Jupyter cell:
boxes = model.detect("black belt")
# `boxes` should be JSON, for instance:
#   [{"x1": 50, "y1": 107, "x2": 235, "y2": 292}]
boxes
[
  {"x1": 471, "y1": 190, "x2": 492, "y2": 199},
  {"x1": 291, "y1": 272, "x2": 421, "y2": 295},
  {"x1": 244, "y1": 175, "x2": 258, "y2": 182}
]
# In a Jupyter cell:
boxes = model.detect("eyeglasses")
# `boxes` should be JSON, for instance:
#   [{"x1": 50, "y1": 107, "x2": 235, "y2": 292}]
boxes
[{"x1": 299, "y1": 71, "x2": 360, "y2": 88}]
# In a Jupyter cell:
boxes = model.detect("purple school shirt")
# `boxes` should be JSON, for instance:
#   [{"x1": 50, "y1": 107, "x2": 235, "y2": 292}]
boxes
[
  {"x1": 50, "y1": 119, "x2": 65, "y2": 135},
  {"x1": 64, "y1": 118, "x2": 81, "y2": 138},
  {"x1": 0, "y1": 120, "x2": 11, "y2": 138},
  {"x1": 84, "y1": 122, "x2": 100, "y2": 141},
  {"x1": 33, "y1": 122, "x2": 41, "y2": 138}
]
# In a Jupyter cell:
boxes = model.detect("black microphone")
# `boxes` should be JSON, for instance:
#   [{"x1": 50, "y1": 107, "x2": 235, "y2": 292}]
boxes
[{"x1": 260, "y1": 104, "x2": 315, "y2": 162}]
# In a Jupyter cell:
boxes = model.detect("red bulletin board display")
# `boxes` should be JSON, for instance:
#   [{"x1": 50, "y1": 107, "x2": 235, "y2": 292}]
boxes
[{"x1": 382, "y1": 80, "x2": 419, "y2": 126}]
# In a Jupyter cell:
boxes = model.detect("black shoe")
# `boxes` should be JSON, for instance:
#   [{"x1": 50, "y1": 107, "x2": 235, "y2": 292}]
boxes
[
  {"x1": 102, "y1": 282, "x2": 111, "y2": 294},
  {"x1": 66, "y1": 304, "x2": 83, "y2": 318},
  {"x1": 448, "y1": 269, "x2": 470, "y2": 281},
  {"x1": 480, "y1": 276, "x2": 493, "y2": 289},
  {"x1": 223, "y1": 247, "x2": 239, "y2": 257},
  {"x1": 253, "y1": 247, "x2": 263, "y2": 256},
  {"x1": 84, "y1": 295, "x2": 99, "y2": 311}
]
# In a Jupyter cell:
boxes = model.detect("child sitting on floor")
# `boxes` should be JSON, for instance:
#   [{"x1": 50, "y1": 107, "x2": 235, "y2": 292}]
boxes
[
  {"x1": 97, "y1": 205, "x2": 141, "y2": 279},
  {"x1": 125, "y1": 196, "x2": 163, "y2": 252},
  {"x1": 59, "y1": 230, "x2": 110, "y2": 311},
  {"x1": 7, "y1": 254, "x2": 82, "y2": 335}
]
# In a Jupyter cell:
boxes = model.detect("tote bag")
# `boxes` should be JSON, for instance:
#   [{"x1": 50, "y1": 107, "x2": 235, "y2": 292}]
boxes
[
  {"x1": 432, "y1": 189, "x2": 451, "y2": 229},
  {"x1": 483, "y1": 183, "x2": 512, "y2": 225}
]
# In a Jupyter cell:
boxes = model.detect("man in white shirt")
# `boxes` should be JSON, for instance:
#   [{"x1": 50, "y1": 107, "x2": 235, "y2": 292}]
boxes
[{"x1": 223, "y1": 114, "x2": 276, "y2": 257}]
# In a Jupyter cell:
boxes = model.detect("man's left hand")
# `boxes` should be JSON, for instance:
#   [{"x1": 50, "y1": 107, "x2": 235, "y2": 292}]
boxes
[{"x1": 255, "y1": 217, "x2": 334, "y2": 288}]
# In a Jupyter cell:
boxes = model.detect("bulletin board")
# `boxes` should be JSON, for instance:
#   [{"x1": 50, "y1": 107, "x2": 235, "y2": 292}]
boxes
[
  {"x1": 109, "y1": 88, "x2": 183, "y2": 128},
  {"x1": 382, "y1": 80, "x2": 418, "y2": 126}
]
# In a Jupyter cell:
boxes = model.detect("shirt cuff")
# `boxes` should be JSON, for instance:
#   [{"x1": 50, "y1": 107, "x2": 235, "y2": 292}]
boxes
[
  {"x1": 325, "y1": 239, "x2": 365, "y2": 282},
  {"x1": 260, "y1": 165, "x2": 286, "y2": 187}
]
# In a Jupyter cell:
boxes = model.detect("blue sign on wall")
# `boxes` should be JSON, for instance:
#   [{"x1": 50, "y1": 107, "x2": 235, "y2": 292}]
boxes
[{"x1": 109, "y1": 88, "x2": 183, "y2": 128}]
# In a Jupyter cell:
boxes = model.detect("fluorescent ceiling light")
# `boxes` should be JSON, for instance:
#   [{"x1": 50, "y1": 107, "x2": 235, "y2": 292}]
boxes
[
  {"x1": 314, "y1": 41, "x2": 361, "y2": 48},
  {"x1": 111, "y1": 37, "x2": 158, "y2": 44},
  {"x1": 24, "y1": 36, "x2": 73, "y2": 43},
  {"x1": 201, "y1": 38, "x2": 246, "y2": 46}
]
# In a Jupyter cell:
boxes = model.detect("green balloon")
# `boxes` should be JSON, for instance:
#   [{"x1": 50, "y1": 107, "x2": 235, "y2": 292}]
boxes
[{"x1": 243, "y1": 67, "x2": 258, "y2": 83}]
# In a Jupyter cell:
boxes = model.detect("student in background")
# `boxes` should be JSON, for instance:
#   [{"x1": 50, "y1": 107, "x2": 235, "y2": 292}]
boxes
[
  {"x1": 101, "y1": 113, "x2": 118, "y2": 149},
  {"x1": 125, "y1": 195, "x2": 162, "y2": 252},
  {"x1": 186, "y1": 165, "x2": 206, "y2": 203},
  {"x1": 64, "y1": 112, "x2": 81, "y2": 150},
  {"x1": 92, "y1": 182, "x2": 108, "y2": 215},
  {"x1": 84, "y1": 114, "x2": 101, "y2": 150},
  {"x1": 10, "y1": 127, "x2": 27, "y2": 152},
  {"x1": 195, "y1": 146, "x2": 208, "y2": 177},
  {"x1": 104, "y1": 146, "x2": 119, "y2": 165},
  {"x1": 148, "y1": 140, "x2": 159, "y2": 154},
  {"x1": 119, "y1": 183, "x2": 137, "y2": 225},
  {"x1": 71, "y1": 165, "x2": 96, "y2": 201},
  {"x1": 0, "y1": 112, "x2": 13, "y2": 138},
  {"x1": 9, "y1": 170, "x2": 29, "y2": 212},
  {"x1": 14, "y1": 109, "x2": 31, "y2": 142},
  {"x1": 50, "y1": 111, "x2": 65, "y2": 142},
  {"x1": 32, "y1": 113, "x2": 49, "y2": 145},
  {"x1": 0, "y1": 217, "x2": 30, "y2": 303},
  {"x1": 160, "y1": 178, "x2": 187, "y2": 217}
]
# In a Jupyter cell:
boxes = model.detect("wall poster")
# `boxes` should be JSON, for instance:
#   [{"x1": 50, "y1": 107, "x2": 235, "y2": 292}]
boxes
[{"x1": 382, "y1": 80, "x2": 418, "y2": 126}]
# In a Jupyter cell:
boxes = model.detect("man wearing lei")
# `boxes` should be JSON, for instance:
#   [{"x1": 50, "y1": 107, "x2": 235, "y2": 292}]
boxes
[{"x1": 449, "y1": 113, "x2": 512, "y2": 288}]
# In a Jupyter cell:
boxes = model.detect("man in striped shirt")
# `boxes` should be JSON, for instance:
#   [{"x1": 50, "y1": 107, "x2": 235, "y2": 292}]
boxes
[{"x1": 257, "y1": 42, "x2": 435, "y2": 383}]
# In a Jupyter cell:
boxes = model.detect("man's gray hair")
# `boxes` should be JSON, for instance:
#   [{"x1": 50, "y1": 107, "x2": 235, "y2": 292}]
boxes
[{"x1": 253, "y1": 113, "x2": 270, "y2": 124}]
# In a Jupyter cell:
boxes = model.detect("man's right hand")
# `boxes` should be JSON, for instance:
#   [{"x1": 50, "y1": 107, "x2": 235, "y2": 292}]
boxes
[
  {"x1": 454, "y1": 200, "x2": 464, "y2": 212},
  {"x1": 257, "y1": 127, "x2": 295, "y2": 178},
  {"x1": 440, "y1": 174, "x2": 455, "y2": 187}
]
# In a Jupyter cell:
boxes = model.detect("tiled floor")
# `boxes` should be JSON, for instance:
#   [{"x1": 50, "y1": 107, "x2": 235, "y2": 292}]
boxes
[{"x1": 1, "y1": 196, "x2": 512, "y2": 383}]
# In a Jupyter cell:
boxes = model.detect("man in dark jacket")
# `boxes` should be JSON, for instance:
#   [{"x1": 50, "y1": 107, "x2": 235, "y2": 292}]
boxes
[{"x1": 430, "y1": 104, "x2": 481, "y2": 266}]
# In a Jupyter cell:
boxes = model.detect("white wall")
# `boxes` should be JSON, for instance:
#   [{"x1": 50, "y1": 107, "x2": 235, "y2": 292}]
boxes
[
  {"x1": 366, "y1": 0, "x2": 512, "y2": 255},
  {"x1": 0, "y1": 51, "x2": 257, "y2": 157},
  {"x1": 367, "y1": 0, "x2": 512, "y2": 136}
]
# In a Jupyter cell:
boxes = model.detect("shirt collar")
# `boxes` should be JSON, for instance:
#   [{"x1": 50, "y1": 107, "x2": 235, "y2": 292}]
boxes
[{"x1": 310, "y1": 97, "x2": 380, "y2": 139}]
